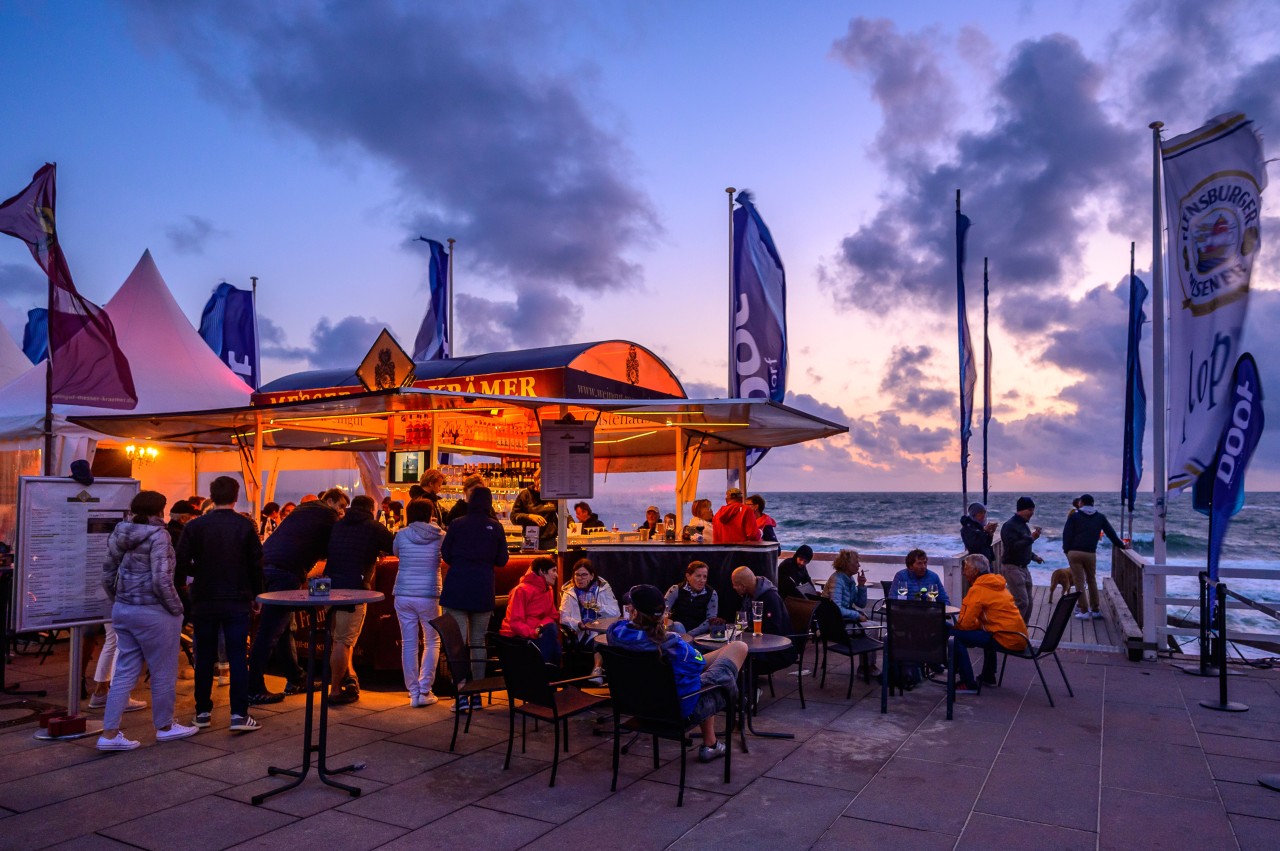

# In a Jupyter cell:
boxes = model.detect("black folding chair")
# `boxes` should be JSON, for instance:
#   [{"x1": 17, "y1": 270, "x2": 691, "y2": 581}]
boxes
[
  {"x1": 813, "y1": 598, "x2": 883, "y2": 699},
  {"x1": 428, "y1": 614, "x2": 507, "y2": 751},
  {"x1": 598, "y1": 645, "x2": 733, "y2": 806},
  {"x1": 881, "y1": 599, "x2": 954, "y2": 720},
  {"x1": 991, "y1": 591, "x2": 1079, "y2": 707},
  {"x1": 783, "y1": 597, "x2": 818, "y2": 709},
  {"x1": 493, "y1": 636, "x2": 609, "y2": 787}
]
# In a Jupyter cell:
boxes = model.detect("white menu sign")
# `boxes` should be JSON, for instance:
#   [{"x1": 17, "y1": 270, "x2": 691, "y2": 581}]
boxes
[
  {"x1": 16, "y1": 477, "x2": 139, "y2": 632},
  {"x1": 539, "y1": 422, "x2": 595, "y2": 499}
]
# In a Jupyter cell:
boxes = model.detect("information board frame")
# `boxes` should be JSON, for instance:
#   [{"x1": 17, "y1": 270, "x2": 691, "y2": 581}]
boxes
[
  {"x1": 539, "y1": 421, "x2": 595, "y2": 500},
  {"x1": 14, "y1": 476, "x2": 139, "y2": 633}
]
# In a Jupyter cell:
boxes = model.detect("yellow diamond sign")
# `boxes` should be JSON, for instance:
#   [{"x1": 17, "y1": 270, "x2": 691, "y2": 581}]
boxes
[{"x1": 356, "y1": 329, "x2": 416, "y2": 392}]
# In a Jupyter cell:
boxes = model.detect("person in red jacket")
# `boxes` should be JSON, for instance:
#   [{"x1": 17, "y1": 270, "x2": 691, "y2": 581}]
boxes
[
  {"x1": 713, "y1": 487, "x2": 761, "y2": 544},
  {"x1": 500, "y1": 556, "x2": 561, "y2": 663}
]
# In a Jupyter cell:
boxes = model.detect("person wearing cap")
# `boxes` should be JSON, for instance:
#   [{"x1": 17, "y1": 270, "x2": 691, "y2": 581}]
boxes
[
  {"x1": 1061, "y1": 494, "x2": 1127, "y2": 620},
  {"x1": 607, "y1": 584, "x2": 746, "y2": 764},
  {"x1": 637, "y1": 505, "x2": 662, "y2": 539},
  {"x1": 778, "y1": 545, "x2": 817, "y2": 599},
  {"x1": 1000, "y1": 497, "x2": 1043, "y2": 623},
  {"x1": 960, "y1": 503, "x2": 997, "y2": 562},
  {"x1": 713, "y1": 488, "x2": 761, "y2": 544}
]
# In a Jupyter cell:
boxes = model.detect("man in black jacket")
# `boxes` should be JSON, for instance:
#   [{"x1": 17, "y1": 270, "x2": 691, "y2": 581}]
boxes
[
  {"x1": 323, "y1": 495, "x2": 394, "y2": 704},
  {"x1": 999, "y1": 497, "x2": 1043, "y2": 622},
  {"x1": 247, "y1": 487, "x2": 349, "y2": 704},
  {"x1": 960, "y1": 502, "x2": 997, "y2": 561},
  {"x1": 778, "y1": 545, "x2": 817, "y2": 599},
  {"x1": 512, "y1": 470, "x2": 557, "y2": 550},
  {"x1": 1061, "y1": 494, "x2": 1127, "y2": 620},
  {"x1": 730, "y1": 566, "x2": 798, "y2": 705},
  {"x1": 176, "y1": 476, "x2": 264, "y2": 732}
]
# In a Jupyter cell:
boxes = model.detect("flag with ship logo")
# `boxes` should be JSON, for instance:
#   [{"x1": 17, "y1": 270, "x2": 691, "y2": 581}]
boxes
[
  {"x1": 198, "y1": 282, "x2": 259, "y2": 389},
  {"x1": 1162, "y1": 113, "x2": 1266, "y2": 491},
  {"x1": 0, "y1": 164, "x2": 137, "y2": 408}
]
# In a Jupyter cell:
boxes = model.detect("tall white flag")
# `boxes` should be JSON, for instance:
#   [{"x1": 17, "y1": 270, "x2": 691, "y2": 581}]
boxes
[{"x1": 1162, "y1": 113, "x2": 1266, "y2": 490}]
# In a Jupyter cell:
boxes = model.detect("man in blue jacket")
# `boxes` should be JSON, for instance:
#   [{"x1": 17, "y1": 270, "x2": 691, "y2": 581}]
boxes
[{"x1": 1061, "y1": 494, "x2": 1127, "y2": 620}]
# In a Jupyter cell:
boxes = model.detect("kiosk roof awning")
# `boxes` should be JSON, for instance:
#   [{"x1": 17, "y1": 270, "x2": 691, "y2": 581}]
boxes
[{"x1": 68, "y1": 388, "x2": 847, "y2": 470}]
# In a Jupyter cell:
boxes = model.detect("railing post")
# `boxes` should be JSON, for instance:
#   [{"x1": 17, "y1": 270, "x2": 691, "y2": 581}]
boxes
[{"x1": 1142, "y1": 566, "x2": 1158, "y2": 661}]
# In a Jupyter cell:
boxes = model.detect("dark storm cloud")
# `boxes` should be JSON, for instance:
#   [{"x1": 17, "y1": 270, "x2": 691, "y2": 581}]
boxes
[
  {"x1": 826, "y1": 26, "x2": 1138, "y2": 317},
  {"x1": 455, "y1": 291, "x2": 582, "y2": 355},
  {"x1": 0, "y1": 262, "x2": 45, "y2": 300},
  {"x1": 306, "y1": 316, "x2": 391, "y2": 369},
  {"x1": 878, "y1": 345, "x2": 952, "y2": 415},
  {"x1": 258, "y1": 315, "x2": 309, "y2": 361},
  {"x1": 165, "y1": 215, "x2": 225, "y2": 255},
  {"x1": 125, "y1": 1, "x2": 658, "y2": 347}
]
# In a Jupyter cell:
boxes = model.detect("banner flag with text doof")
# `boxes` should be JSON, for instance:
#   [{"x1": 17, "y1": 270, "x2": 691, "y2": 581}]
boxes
[
  {"x1": 413, "y1": 238, "x2": 451, "y2": 361},
  {"x1": 198, "y1": 282, "x2": 259, "y2": 389},
  {"x1": 1162, "y1": 113, "x2": 1266, "y2": 491},
  {"x1": 0, "y1": 164, "x2": 136, "y2": 408},
  {"x1": 1192, "y1": 354, "x2": 1264, "y2": 606},
  {"x1": 22, "y1": 307, "x2": 48, "y2": 364},
  {"x1": 1122, "y1": 275, "x2": 1148, "y2": 512},
  {"x1": 731, "y1": 191, "x2": 788, "y2": 471}
]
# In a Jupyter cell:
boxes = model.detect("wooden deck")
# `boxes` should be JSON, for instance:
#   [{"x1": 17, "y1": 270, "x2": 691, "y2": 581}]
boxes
[{"x1": 1026, "y1": 584, "x2": 1125, "y2": 651}]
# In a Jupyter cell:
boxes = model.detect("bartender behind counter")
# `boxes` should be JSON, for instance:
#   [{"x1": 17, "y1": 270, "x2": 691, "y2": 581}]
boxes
[
  {"x1": 638, "y1": 506, "x2": 661, "y2": 539},
  {"x1": 512, "y1": 470, "x2": 557, "y2": 550},
  {"x1": 573, "y1": 502, "x2": 606, "y2": 533}
]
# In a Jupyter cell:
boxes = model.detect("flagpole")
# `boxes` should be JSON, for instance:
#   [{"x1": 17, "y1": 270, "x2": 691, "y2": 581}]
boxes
[
  {"x1": 1148, "y1": 120, "x2": 1168, "y2": 660},
  {"x1": 250, "y1": 276, "x2": 260, "y2": 390},
  {"x1": 956, "y1": 189, "x2": 968, "y2": 514},
  {"x1": 42, "y1": 260, "x2": 54, "y2": 476},
  {"x1": 447, "y1": 237, "x2": 456, "y2": 358},
  {"x1": 725, "y1": 187, "x2": 736, "y2": 489},
  {"x1": 1126, "y1": 243, "x2": 1136, "y2": 541},
  {"x1": 982, "y1": 256, "x2": 990, "y2": 506}
]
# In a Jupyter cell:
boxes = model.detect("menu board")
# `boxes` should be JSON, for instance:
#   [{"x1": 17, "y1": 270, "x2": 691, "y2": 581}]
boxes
[
  {"x1": 15, "y1": 477, "x2": 138, "y2": 632},
  {"x1": 539, "y1": 421, "x2": 595, "y2": 499}
]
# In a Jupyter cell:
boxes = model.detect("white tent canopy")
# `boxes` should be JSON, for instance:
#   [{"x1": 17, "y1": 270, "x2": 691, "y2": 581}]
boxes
[{"x1": 0, "y1": 249, "x2": 253, "y2": 448}]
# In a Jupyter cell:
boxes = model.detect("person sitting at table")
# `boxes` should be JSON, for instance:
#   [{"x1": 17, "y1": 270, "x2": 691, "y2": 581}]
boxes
[
  {"x1": 828, "y1": 549, "x2": 871, "y2": 623},
  {"x1": 560, "y1": 558, "x2": 620, "y2": 683},
  {"x1": 889, "y1": 549, "x2": 950, "y2": 605},
  {"x1": 951, "y1": 554, "x2": 1028, "y2": 692},
  {"x1": 664, "y1": 560, "x2": 719, "y2": 637},
  {"x1": 607, "y1": 584, "x2": 747, "y2": 764},
  {"x1": 683, "y1": 499, "x2": 716, "y2": 543},
  {"x1": 637, "y1": 505, "x2": 662, "y2": 538},
  {"x1": 778, "y1": 545, "x2": 817, "y2": 599},
  {"x1": 747, "y1": 494, "x2": 777, "y2": 543},
  {"x1": 573, "y1": 501, "x2": 606, "y2": 533},
  {"x1": 500, "y1": 556, "x2": 561, "y2": 664},
  {"x1": 731, "y1": 566, "x2": 798, "y2": 705}
]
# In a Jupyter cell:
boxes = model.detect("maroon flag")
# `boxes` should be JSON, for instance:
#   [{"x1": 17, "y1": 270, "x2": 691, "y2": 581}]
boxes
[{"x1": 0, "y1": 164, "x2": 136, "y2": 408}]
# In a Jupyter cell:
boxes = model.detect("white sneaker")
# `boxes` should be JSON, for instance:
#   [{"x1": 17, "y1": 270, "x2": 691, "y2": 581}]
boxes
[
  {"x1": 123, "y1": 697, "x2": 146, "y2": 713},
  {"x1": 420, "y1": 692, "x2": 439, "y2": 706},
  {"x1": 96, "y1": 732, "x2": 140, "y2": 751},
  {"x1": 156, "y1": 722, "x2": 198, "y2": 742},
  {"x1": 87, "y1": 693, "x2": 108, "y2": 709},
  {"x1": 1091, "y1": 611, "x2": 1104, "y2": 620},
  {"x1": 588, "y1": 667, "x2": 605, "y2": 685},
  {"x1": 1074, "y1": 612, "x2": 1091, "y2": 620}
]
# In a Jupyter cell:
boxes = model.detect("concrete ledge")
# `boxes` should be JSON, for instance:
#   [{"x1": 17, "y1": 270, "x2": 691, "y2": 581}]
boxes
[{"x1": 1103, "y1": 577, "x2": 1147, "y2": 662}]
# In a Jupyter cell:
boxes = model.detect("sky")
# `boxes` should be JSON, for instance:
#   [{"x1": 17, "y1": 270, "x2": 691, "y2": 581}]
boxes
[{"x1": 0, "y1": 0, "x2": 1278, "y2": 494}]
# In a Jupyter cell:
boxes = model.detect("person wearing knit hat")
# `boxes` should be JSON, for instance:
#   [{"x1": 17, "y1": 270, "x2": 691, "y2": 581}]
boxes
[
  {"x1": 779, "y1": 544, "x2": 818, "y2": 599},
  {"x1": 960, "y1": 502, "x2": 997, "y2": 562}
]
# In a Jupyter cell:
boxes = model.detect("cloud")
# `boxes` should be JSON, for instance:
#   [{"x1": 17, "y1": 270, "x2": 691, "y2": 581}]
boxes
[
  {"x1": 258, "y1": 315, "x2": 309, "y2": 361},
  {"x1": 455, "y1": 290, "x2": 583, "y2": 355},
  {"x1": 165, "y1": 214, "x2": 225, "y2": 255},
  {"x1": 0, "y1": 262, "x2": 46, "y2": 301},
  {"x1": 306, "y1": 315, "x2": 391, "y2": 369},
  {"x1": 878, "y1": 345, "x2": 951, "y2": 414},
  {"x1": 125, "y1": 1, "x2": 659, "y2": 347}
]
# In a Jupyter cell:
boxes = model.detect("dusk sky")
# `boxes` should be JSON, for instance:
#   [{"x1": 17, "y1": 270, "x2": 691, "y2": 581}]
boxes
[{"x1": 1, "y1": 0, "x2": 1278, "y2": 493}]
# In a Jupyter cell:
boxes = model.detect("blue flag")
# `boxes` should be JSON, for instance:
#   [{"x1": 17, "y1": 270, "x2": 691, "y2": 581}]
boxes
[
  {"x1": 22, "y1": 307, "x2": 48, "y2": 364},
  {"x1": 413, "y1": 238, "x2": 451, "y2": 361},
  {"x1": 730, "y1": 191, "x2": 787, "y2": 473},
  {"x1": 1195, "y1": 354, "x2": 1264, "y2": 598},
  {"x1": 1122, "y1": 275, "x2": 1148, "y2": 512},
  {"x1": 198, "y1": 282, "x2": 258, "y2": 389},
  {"x1": 956, "y1": 211, "x2": 975, "y2": 495}
]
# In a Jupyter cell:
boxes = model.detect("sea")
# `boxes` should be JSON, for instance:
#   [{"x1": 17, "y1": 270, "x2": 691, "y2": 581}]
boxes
[{"x1": 584, "y1": 490, "x2": 1280, "y2": 648}]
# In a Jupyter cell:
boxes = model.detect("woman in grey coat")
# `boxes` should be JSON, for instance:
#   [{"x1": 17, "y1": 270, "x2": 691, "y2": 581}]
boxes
[{"x1": 97, "y1": 491, "x2": 199, "y2": 751}]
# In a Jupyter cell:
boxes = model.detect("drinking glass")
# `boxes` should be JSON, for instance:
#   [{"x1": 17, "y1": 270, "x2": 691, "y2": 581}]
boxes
[
  {"x1": 751, "y1": 601, "x2": 764, "y2": 634},
  {"x1": 735, "y1": 612, "x2": 748, "y2": 638},
  {"x1": 927, "y1": 584, "x2": 939, "y2": 602},
  {"x1": 896, "y1": 584, "x2": 908, "y2": 599}
]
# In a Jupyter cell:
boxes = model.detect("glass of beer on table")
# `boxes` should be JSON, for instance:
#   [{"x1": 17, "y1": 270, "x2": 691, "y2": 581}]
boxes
[{"x1": 751, "y1": 601, "x2": 764, "y2": 634}]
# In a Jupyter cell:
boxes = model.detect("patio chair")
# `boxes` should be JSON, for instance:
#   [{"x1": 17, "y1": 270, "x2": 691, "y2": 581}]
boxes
[
  {"x1": 880, "y1": 599, "x2": 954, "y2": 720},
  {"x1": 598, "y1": 644, "x2": 733, "y2": 806},
  {"x1": 990, "y1": 591, "x2": 1079, "y2": 707},
  {"x1": 783, "y1": 597, "x2": 819, "y2": 709},
  {"x1": 493, "y1": 635, "x2": 609, "y2": 787},
  {"x1": 813, "y1": 598, "x2": 883, "y2": 699},
  {"x1": 428, "y1": 614, "x2": 507, "y2": 751}
]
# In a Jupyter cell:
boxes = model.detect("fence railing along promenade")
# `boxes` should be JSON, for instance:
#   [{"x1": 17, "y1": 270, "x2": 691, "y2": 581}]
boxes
[{"x1": 1111, "y1": 546, "x2": 1280, "y2": 660}]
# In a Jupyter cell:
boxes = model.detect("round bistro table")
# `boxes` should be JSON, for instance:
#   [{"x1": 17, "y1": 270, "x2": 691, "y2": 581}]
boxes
[
  {"x1": 251, "y1": 588, "x2": 384, "y2": 806},
  {"x1": 694, "y1": 631, "x2": 795, "y2": 752}
]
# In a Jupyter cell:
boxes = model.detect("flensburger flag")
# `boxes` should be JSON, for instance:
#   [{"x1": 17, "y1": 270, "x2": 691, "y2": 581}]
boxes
[
  {"x1": 198, "y1": 282, "x2": 259, "y2": 389},
  {"x1": 1162, "y1": 113, "x2": 1266, "y2": 491}
]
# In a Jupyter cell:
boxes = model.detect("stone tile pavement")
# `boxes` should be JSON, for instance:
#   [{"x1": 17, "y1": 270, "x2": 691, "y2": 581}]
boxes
[{"x1": 1, "y1": 639, "x2": 1278, "y2": 850}]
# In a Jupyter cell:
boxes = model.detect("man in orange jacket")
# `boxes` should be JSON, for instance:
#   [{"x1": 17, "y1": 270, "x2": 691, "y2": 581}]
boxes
[
  {"x1": 951, "y1": 554, "x2": 1028, "y2": 692},
  {"x1": 500, "y1": 557, "x2": 561, "y2": 664}
]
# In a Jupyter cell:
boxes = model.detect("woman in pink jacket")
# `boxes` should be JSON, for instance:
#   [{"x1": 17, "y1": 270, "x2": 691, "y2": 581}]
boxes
[{"x1": 500, "y1": 557, "x2": 560, "y2": 664}]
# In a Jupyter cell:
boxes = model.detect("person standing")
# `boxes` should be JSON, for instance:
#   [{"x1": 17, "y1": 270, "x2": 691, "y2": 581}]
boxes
[
  {"x1": 418, "y1": 469, "x2": 447, "y2": 524},
  {"x1": 176, "y1": 476, "x2": 264, "y2": 732},
  {"x1": 512, "y1": 471, "x2": 557, "y2": 550},
  {"x1": 960, "y1": 502, "x2": 997, "y2": 561},
  {"x1": 999, "y1": 497, "x2": 1043, "y2": 623},
  {"x1": 259, "y1": 502, "x2": 281, "y2": 539},
  {"x1": 747, "y1": 495, "x2": 777, "y2": 543},
  {"x1": 97, "y1": 491, "x2": 197, "y2": 751},
  {"x1": 440, "y1": 486, "x2": 509, "y2": 711},
  {"x1": 247, "y1": 488, "x2": 349, "y2": 704},
  {"x1": 394, "y1": 498, "x2": 446, "y2": 707},
  {"x1": 637, "y1": 506, "x2": 662, "y2": 539},
  {"x1": 713, "y1": 488, "x2": 761, "y2": 544},
  {"x1": 1061, "y1": 494, "x2": 1127, "y2": 620},
  {"x1": 323, "y1": 495, "x2": 395, "y2": 705},
  {"x1": 683, "y1": 499, "x2": 716, "y2": 543}
]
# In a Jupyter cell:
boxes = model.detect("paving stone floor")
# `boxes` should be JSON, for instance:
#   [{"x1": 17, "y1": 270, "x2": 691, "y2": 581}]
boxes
[{"x1": 2, "y1": 639, "x2": 1278, "y2": 850}]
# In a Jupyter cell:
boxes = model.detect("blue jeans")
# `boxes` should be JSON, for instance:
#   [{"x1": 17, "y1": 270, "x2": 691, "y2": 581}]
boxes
[
  {"x1": 195, "y1": 610, "x2": 251, "y2": 716},
  {"x1": 534, "y1": 622, "x2": 562, "y2": 666},
  {"x1": 248, "y1": 568, "x2": 304, "y2": 692},
  {"x1": 950, "y1": 628, "x2": 997, "y2": 686}
]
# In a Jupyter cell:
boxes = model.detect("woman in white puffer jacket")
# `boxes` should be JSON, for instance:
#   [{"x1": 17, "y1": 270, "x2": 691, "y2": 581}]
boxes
[{"x1": 393, "y1": 498, "x2": 445, "y2": 707}]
